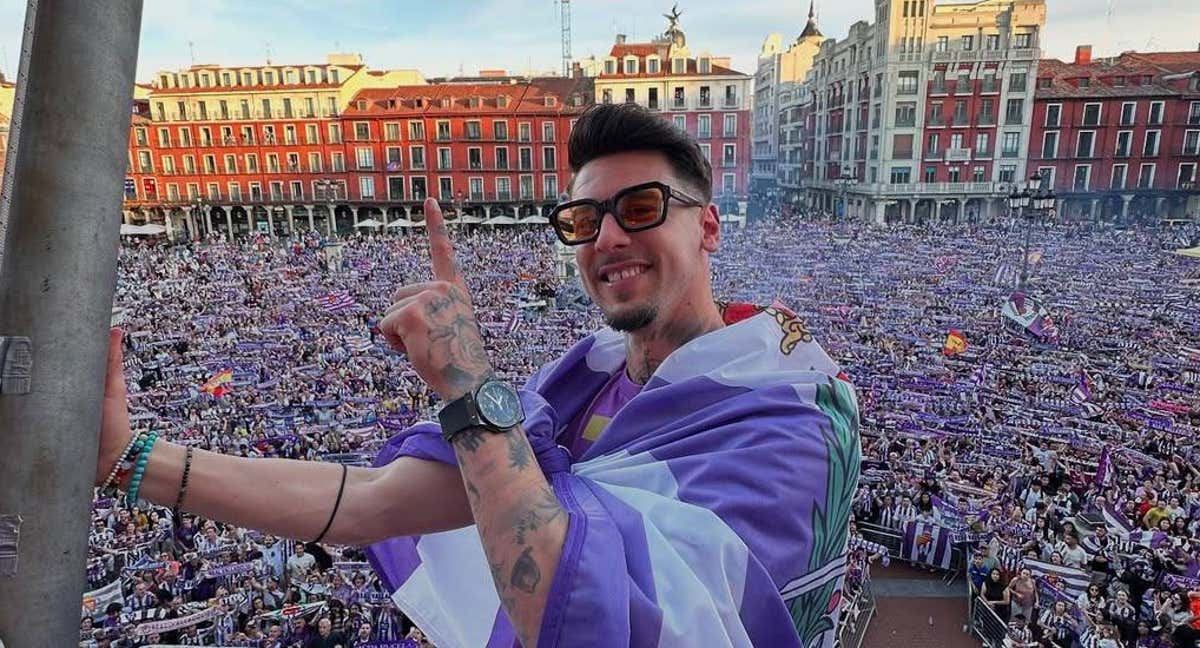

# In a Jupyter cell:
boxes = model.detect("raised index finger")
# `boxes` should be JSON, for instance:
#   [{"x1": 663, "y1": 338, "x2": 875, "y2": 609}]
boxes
[{"x1": 423, "y1": 197, "x2": 460, "y2": 285}]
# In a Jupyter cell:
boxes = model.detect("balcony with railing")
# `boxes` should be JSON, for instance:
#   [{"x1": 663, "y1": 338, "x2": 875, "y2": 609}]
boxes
[
  {"x1": 947, "y1": 147, "x2": 972, "y2": 161},
  {"x1": 977, "y1": 113, "x2": 996, "y2": 126}
]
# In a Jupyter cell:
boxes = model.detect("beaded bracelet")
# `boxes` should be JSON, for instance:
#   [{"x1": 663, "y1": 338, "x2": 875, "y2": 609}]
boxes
[
  {"x1": 98, "y1": 434, "x2": 141, "y2": 493},
  {"x1": 172, "y1": 446, "x2": 195, "y2": 518},
  {"x1": 125, "y1": 432, "x2": 159, "y2": 504},
  {"x1": 99, "y1": 431, "x2": 152, "y2": 498}
]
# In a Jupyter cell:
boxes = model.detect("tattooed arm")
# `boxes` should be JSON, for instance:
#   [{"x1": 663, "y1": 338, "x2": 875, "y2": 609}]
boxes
[
  {"x1": 378, "y1": 199, "x2": 567, "y2": 646},
  {"x1": 452, "y1": 427, "x2": 567, "y2": 647}
]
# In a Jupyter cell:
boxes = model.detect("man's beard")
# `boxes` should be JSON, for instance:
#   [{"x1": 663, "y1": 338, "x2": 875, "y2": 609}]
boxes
[{"x1": 604, "y1": 304, "x2": 657, "y2": 332}]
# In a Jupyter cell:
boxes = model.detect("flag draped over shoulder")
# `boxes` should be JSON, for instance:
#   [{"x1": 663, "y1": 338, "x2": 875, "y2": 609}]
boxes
[{"x1": 365, "y1": 304, "x2": 861, "y2": 648}]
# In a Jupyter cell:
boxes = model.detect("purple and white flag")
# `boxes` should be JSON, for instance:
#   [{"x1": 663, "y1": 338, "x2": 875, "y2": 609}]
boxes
[
  {"x1": 320, "y1": 290, "x2": 356, "y2": 313},
  {"x1": 1022, "y1": 558, "x2": 1091, "y2": 602},
  {"x1": 366, "y1": 304, "x2": 861, "y2": 647},
  {"x1": 901, "y1": 521, "x2": 953, "y2": 570}
]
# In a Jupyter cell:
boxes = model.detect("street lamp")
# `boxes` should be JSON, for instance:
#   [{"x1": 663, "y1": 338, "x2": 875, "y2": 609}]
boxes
[
  {"x1": 1010, "y1": 173, "x2": 1056, "y2": 291},
  {"x1": 191, "y1": 196, "x2": 207, "y2": 241},
  {"x1": 317, "y1": 178, "x2": 337, "y2": 238},
  {"x1": 835, "y1": 166, "x2": 857, "y2": 222}
]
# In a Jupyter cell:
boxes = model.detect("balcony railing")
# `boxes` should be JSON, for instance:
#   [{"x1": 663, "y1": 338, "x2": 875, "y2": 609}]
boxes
[
  {"x1": 930, "y1": 83, "x2": 947, "y2": 94},
  {"x1": 723, "y1": 97, "x2": 739, "y2": 108},
  {"x1": 947, "y1": 147, "x2": 972, "y2": 161},
  {"x1": 977, "y1": 114, "x2": 996, "y2": 126}
]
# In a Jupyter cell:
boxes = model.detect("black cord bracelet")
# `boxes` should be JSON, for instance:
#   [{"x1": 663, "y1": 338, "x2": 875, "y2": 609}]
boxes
[{"x1": 313, "y1": 463, "x2": 348, "y2": 544}]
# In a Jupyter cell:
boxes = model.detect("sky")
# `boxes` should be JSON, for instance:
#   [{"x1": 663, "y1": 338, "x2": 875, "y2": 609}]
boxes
[{"x1": 0, "y1": 0, "x2": 1197, "y2": 83}]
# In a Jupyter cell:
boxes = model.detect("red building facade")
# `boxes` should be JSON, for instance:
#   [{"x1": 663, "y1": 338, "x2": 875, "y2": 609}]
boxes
[
  {"x1": 123, "y1": 72, "x2": 591, "y2": 239},
  {"x1": 336, "y1": 77, "x2": 591, "y2": 220},
  {"x1": 1028, "y1": 46, "x2": 1200, "y2": 222}
]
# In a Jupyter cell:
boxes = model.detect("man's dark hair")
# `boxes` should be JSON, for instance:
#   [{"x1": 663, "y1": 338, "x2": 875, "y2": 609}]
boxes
[{"x1": 568, "y1": 103, "x2": 712, "y2": 202}]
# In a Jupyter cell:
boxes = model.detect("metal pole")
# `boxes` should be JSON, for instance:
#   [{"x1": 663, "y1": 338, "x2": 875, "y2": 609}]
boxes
[
  {"x1": 1019, "y1": 209, "x2": 1033, "y2": 291},
  {"x1": 0, "y1": 2, "x2": 142, "y2": 645}
]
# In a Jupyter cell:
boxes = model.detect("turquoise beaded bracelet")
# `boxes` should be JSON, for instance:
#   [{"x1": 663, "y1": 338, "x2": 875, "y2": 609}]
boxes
[{"x1": 125, "y1": 432, "x2": 159, "y2": 504}]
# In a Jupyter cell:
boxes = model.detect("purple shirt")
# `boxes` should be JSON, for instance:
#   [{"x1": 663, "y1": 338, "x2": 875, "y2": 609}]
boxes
[{"x1": 558, "y1": 362, "x2": 642, "y2": 460}]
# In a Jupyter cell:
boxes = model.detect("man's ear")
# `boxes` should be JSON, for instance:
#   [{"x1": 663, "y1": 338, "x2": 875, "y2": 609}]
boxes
[{"x1": 700, "y1": 203, "x2": 720, "y2": 253}]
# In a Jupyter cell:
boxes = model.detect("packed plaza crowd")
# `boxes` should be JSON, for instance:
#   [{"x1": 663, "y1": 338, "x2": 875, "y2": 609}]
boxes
[{"x1": 84, "y1": 206, "x2": 1200, "y2": 647}]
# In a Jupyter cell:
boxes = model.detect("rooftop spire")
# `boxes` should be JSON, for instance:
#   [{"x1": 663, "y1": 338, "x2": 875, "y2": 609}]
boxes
[{"x1": 800, "y1": 0, "x2": 823, "y2": 39}]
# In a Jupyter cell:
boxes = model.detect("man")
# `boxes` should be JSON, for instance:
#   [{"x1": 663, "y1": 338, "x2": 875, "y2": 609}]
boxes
[
  {"x1": 348, "y1": 622, "x2": 373, "y2": 648},
  {"x1": 97, "y1": 103, "x2": 859, "y2": 646},
  {"x1": 286, "y1": 542, "x2": 316, "y2": 583},
  {"x1": 315, "y1": 617, "x2": 348, "y2": 648}
]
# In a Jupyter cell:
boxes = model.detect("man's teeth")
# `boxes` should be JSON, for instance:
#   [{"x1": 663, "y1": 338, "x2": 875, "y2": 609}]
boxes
[{"x1": 605, "y1": 266, "x2": 646, "y2": 283}]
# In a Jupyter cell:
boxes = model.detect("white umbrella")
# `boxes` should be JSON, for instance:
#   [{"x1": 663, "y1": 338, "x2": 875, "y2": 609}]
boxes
[
  {"x1": 385, "y1": 219, "x2": 413, "y2": 229},
  {"x1": 518, "y1": 215, "x2": 549, "y2": 224},
  {"x1": 120, "y1": 223, "x2": 167, "y2": 236},
  {"x1": 355, "y1": 218, "x2": 384, "y2": 228},
  {"x1": 483, "y1": 215, "x2": 519, "y2": 226}
]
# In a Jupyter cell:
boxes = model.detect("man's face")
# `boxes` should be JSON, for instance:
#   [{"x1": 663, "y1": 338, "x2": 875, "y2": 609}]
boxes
[{"x1": 570, "y1": 151, "x2": 718, "y2": 334}]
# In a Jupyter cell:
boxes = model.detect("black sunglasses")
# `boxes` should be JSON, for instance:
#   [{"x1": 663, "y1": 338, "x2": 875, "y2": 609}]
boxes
[{"x1": 548, "y1": 181, "x2": 705, "y2": 246}]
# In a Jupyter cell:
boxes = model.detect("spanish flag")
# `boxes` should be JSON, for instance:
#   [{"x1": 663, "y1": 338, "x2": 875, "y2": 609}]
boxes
[
  {"x1": 942, "y1": 330, "x2": 967, "y2": 356},
  {"x1": 200, "y1": 368, "x2": 234, "y2": 397}
]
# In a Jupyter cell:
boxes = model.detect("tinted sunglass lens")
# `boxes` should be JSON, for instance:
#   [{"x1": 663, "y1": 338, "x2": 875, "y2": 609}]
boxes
[
  {"x1": 616, "y1": 188, "x2": 665, "y2": 228},
  {"x1": 555, "y1": 204, "x2": 600, "y2": 243}
]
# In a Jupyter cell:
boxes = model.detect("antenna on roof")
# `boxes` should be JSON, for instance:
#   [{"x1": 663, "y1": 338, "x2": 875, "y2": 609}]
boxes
[
  {"x1": 265, "y1": 42, "x2": 272, "y2": 64},
  {"x1": 188, "y1": 41, "x2": 195, "y2": 66}
]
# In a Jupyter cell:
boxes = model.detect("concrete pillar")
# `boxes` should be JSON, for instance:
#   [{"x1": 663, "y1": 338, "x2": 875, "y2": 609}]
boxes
[
  {"x1": 286, "y1": 205, "x2": 295, "y2": 234},
  {"x1": 327, "y1": 206, "x2": 336, "y2": 237},
  {"x1": 225, "y1": 208, "x2": 234, "y2": 235},
  {"x1": 0, "y1": 2, "x2": 144, "y2": 643},
  {"x1": 267, "y1": 208, "x2": 276, "y2": 237},
  {"x1": 306, "y1": 205, "x2": 315, "y2": 232},
  {"x1": 352, "y1": 206, "x2": 359, "y2": 228},
  {"x1": 204, "y1": 208, "x2": 214, "y2": 236},
  {"x1": 1155, "y1": 196, "x2": 1166, "y2": 219},
  {"x1": 163, "y1": 210, "x2": 175, "y2": 241},
  {"x1": 873, "y1": 201, "x2": 886, "y2": 226},
  {"x1": 1121, "y1": 195, "x2": 1132, "y2": 221}
]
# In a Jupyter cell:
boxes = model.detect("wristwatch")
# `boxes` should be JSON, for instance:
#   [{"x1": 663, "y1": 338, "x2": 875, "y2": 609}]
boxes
[{"x1": 438, "y1": 378, "x2": 525, "y2": 444}]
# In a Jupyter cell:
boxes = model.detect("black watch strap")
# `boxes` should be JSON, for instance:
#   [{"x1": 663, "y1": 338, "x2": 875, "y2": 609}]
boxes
[{"x1": 438, "y1": 391, "x2": 478, "y2": 444}]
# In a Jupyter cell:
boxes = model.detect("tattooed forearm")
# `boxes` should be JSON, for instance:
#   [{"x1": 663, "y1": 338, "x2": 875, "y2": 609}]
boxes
[
  {"x1": 506, "y1": 430, "x2": 533, "y2": 470},
  {"x1": 510, "y1": 546, "x2": 542, "y2": 593},
  {"x1": 453, "y1": 426, "x2": 568, "y2": 648}
]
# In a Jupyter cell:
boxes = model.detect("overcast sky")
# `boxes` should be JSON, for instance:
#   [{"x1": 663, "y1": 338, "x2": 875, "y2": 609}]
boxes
[{"x1": 0, "y1": 0, "x2": 1197, "y2": 82}]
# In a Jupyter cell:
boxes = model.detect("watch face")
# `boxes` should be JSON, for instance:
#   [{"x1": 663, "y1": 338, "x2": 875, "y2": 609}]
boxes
[{"x1": 476, "y1": 381, "x2": 523, "y2": 429}]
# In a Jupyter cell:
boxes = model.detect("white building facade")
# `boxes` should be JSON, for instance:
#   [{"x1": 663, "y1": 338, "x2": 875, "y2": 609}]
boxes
[{"x1": 806, "y1": 0, "x2": 1047, "y2": 225}]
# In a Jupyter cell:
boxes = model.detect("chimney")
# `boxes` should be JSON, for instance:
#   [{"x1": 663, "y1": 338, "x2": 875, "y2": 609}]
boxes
[
  {"x1": 572, "y1": 61, "x2": 582, "y2": 79},
  {"x1": 1075, "y1": 45, "x2": 1092, "y2": 65},
  {"x1": 615, "y1": 34, "x2": 627, "y2": 45}
]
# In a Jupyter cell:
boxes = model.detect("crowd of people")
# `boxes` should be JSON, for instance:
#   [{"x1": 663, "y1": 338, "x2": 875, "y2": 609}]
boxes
[{"x1": 85, "y1": 210, "x2": 1199, "y2": 647}]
